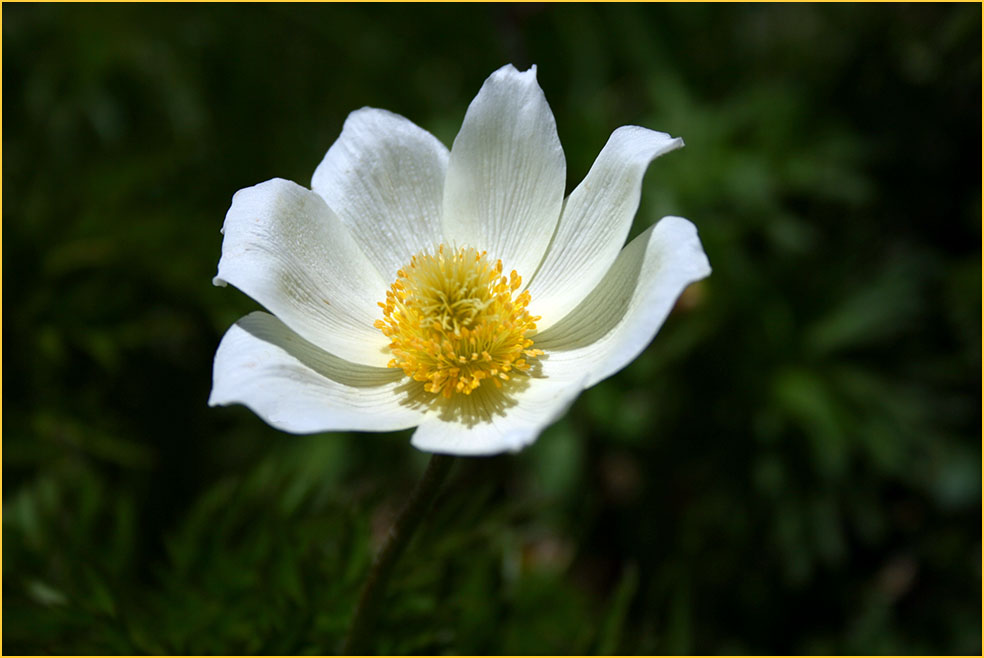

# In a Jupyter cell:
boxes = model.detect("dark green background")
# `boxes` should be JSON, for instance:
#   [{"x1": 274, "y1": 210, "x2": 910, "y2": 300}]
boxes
[{"x1": 4, "y1": 3, "x2": 981, "y2": 654}]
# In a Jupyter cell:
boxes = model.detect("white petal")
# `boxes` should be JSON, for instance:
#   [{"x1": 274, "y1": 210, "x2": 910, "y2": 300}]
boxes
[
  {"x1": 534, "y1": 216, "x2": 711, "y2": 388},
  {"x1": 527, "y1": 126, "x2": 684, "y2": 331},
  {"x1": 311, "y1": 108, "x2": 450, "y2": 281},
  {"x1": 214, "y1": 178, "x2": 390, "y2": 367},
  {"x1": 442, "y1": 64, "x2": 566, "y2": 279},
  {"x1": 209, "y1": 312, "x2": 426, "y2": 433},
  {"x1": 410, "y1": 374, "x2": 586, "y2": 456}
]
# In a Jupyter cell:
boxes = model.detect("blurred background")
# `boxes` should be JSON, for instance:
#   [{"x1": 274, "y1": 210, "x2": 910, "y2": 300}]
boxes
[{"x1": 3, "y1": 3, "x2": 980, "y2": 654}]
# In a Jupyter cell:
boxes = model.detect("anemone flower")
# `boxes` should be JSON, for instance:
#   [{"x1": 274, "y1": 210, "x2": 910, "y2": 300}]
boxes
[{"x1": 209, "y1": 64, "x2": 711, "y2": 456}]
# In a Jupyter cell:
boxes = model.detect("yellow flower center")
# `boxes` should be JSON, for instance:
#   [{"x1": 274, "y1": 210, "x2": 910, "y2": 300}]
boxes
[{"x1": 374, "y1": 245, "x2": 544, "y2": 398}]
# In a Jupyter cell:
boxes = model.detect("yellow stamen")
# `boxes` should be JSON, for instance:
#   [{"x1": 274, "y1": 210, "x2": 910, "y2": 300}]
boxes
[{"x1": 374, "y1": 245, "x2": 544, "y2": 398}]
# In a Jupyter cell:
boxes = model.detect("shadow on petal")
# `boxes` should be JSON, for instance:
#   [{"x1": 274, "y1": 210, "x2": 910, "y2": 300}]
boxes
[
  {"x1": 392, "y1": 373, "x2": 538, "y2": 429},
  {"x1": 534, "y1": 233, "x2": 647, "y2": 351},
  {"x1": 237, "y1": 312, "x2": 403, "y2": 388}
]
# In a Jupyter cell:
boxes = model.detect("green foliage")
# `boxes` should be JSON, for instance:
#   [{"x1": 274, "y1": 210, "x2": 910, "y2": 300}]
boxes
[{"x1": 4, "y1": 3, "x2": 980, "y2": 654}]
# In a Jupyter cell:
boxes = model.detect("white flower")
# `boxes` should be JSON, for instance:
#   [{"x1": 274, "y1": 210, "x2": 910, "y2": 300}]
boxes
[{"x1": 209, "y1": 65, "x2": 711, "y2": 456}]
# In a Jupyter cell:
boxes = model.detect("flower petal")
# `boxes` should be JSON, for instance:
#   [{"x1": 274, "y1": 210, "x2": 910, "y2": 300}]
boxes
[
  {"x1": 214, "y1": 178, "x2": 390, "y2": 367},
  {"x1": 527, "y1": 126, "x2": 684, "y2": 331},
  {"x1": 311, "y1": 108, "x2": 450, "y2": 281},
  {"x1": 535, "y1": 216, "x2": 711, "y2": 388},
  {"x1": 410, "y1": 374, "x2": 586, "y2": 456},
  {"x1": 209, "y1": 312, "x2": 426, "y2": 433},
  {"x1": 442, "y1": 64, "x2": 566, "y2": 278}
]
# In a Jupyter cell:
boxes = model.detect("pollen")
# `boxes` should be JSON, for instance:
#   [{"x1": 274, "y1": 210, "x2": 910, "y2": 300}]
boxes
[{"x1": 374, "y1": 245, "x2": 544, "y2": 399}]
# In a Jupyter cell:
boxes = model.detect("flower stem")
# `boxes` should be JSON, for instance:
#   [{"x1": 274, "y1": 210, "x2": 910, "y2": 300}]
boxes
[{"x1": 341, "y1": 453, "x2": 455, "y2": 654}]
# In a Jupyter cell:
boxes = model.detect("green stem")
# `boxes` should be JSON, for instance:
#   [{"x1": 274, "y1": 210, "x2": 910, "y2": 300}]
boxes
[{"x1": 341, "y1": 454, "x2": 455, "y2": 654}]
